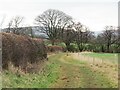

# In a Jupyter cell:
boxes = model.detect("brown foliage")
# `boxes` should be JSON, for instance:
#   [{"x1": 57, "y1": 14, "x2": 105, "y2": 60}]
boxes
[{"x1": 2, "y1": 33, "x2": 47, "y2": 70}]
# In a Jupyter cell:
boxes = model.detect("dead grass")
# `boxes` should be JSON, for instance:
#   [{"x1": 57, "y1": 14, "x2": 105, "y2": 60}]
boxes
[{"x1": 71, "y1": 52, "x2": 118, "y2": 87}]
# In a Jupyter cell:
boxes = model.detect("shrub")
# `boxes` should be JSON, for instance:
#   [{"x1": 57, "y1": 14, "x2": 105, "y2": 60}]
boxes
[
  {"x1": 57, "y1": 42, "x2": 66, "y2": 48},
  {"x1": 2, "y1": 33, "x2": 47, "y2": 70},
  {"x1": 68, "y1": 43, "x2": 79, "y2": 52},
  {"x1": 46, "y1": 45, "x2": 65, "y2": 52},
  {"x1": 83, "y1": 44, "x2": 94, "y2": 51},
  {"x1": 110, "y1": 44, "x2": 120, "y2": 53}
]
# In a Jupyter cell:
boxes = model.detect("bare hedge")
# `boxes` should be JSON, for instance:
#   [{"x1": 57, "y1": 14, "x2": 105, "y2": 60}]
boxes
[{"x1": 2, "y1": 33, "x2": 47, "y2": 70}]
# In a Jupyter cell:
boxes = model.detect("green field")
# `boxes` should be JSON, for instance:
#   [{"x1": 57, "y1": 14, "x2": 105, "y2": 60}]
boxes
[
  {"x1": 82, "y1": 52, "x2": 118, "y2": 63},
  {"x1": 2, "y1": 53, "x2": 118, "y2": 88}
]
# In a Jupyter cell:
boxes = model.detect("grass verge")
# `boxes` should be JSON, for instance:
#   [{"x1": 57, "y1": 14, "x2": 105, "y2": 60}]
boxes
[{"x1": 2, "y1": 54, "x2": 63, "y2": 88}]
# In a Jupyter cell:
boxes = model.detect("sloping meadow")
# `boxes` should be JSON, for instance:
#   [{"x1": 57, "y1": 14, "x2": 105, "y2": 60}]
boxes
[{"x1": 2, "y1": 33, "x2": 47, "y2": 72}]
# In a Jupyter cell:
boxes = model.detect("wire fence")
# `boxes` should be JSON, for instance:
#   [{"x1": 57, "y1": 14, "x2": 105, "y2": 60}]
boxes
[{"x1": 74, "y1": 53, "x2": 118, "y2": 67}]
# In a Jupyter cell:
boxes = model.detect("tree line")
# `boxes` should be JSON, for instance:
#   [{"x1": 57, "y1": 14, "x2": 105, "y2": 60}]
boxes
[{"x1": 2, "y1": 9, "x2": 120, "y2": 53}]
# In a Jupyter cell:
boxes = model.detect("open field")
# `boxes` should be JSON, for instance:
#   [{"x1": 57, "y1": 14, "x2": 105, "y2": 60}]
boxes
[
  {"x1": 2, "y1": 52, "x2": 118, "y2": 88},
  {"x1": 81, "y1": 52, "x2": 118, "y2": 63}
]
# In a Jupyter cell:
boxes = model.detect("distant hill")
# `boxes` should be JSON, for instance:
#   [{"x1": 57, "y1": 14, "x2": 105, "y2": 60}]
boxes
[
  {"x1": 2, "y1": 26, "x2": 102, "y2": 39},
  {"x1": 94, "y1": 31, "x2": 102, "y2": 36},
  {"x1": 2, "y1": 26, "x2": 49, "y2": 39}
]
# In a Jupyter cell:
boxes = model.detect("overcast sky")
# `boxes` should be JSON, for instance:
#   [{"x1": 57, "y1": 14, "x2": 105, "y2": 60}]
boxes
[{"x1": 0, "y1": 0, "x2": 119, "y2": 31}]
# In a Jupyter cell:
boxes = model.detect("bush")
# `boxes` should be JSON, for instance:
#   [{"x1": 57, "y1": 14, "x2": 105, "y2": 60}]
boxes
[
  {"x1": 2, "y1": 33, "x2": 47, "y2": 70},
  {"x1": 57, "y1": 42, "x2": 66, "y2": 48},
  {"x1": 68, "y1": 43, "x2": 79, "y2": 52},
  {"x1": 46, "y1": 45, "x2": 65, "y2": 52},
  {"x1": 83, "y1": 44, "x2": 94, "y2": 51},
  {"x1": 110, "y1": 44, "x2": 120, "y2": 53}
]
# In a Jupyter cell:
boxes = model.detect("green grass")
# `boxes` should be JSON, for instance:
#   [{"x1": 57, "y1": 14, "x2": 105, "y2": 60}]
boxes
[
  {"x1": 0, "y1": 74, "x2": 2, "y2": 89},
  {"x1": 2, "y1": 53, "x2": 118, "y2": 88},
  {"x1": 62, "y1": 55, "x2": 87, "y2": 66},
  {"x1": 60, "y1": 54, "x2": 117, "y2": 88},
  {"x1": 82, "y1": 52, "x2": 118, "y2": 63},
  {"x1": 44, "y1": 40, "x2": 66, "y2": 48},
  {"x1": 79, "y1": 66, "x2": 116, "y2": 88},
  {"x1": 2, "y1": 54, "x2": 63, "y2": 88}
]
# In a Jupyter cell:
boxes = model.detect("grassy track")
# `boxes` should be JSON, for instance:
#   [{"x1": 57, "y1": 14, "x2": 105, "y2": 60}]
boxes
[
  {"x1": 51, "y1": 53, "x2": 118, "y2": 88},
  {"x1": 2, "y1": 53, "x2": 118, "y2": 88}
]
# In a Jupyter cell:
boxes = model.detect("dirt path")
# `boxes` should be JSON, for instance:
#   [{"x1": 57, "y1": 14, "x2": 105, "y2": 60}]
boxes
[{"x1": 50, "y1": 53, "x2": 118, "y2": 88}]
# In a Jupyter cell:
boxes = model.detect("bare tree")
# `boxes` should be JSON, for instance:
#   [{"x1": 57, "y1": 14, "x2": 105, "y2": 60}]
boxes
[
  {"x1": 0, "y1": 15, "x2": 6, "y2": 30},
  {"x1": 35, "y1": 9, "x2": 73, "y2": 45},
  {"x1": 13, "y1": 16, "x2": 24, "y2": 34},
  {"x1": 101, "y1": 26, "x2": 117, "y2": 52},
  {"x1": 6, "y1": 16, "x2": 24, "y2": 34},
  {"x1": 95, "y1": 33, "x2": 106, "y2": 52},
  {"x1": 74, "y1": 22, "x2": 83, "y2": 51},
  {"x1": 62, "y1": 25, "x2": 76, "y2": 51},
  {"x1": 73, "y1": 22, "x2": 85, "y2": 51},
  {"x1": 73, "y1": 22, "x2": 94, "y2": 52},
  {"x1": 117, "y1": 27, "x2": 120, "y2": 45},
  {"x1": 7, "y1": 20, "x2": 13, "y2": 33},
  {"x1": 115, "y1": 27, "x2": 120, "y2": 52}
]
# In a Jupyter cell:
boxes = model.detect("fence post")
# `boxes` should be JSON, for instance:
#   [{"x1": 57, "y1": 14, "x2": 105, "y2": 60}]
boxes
[
  {"x1": 101, "y1": 59, "x2": 103, "y2": 64},
  {"x1": 102, "y1": 59, "x2": 104, "y2": 65},
  {"x1": 93, "y1": 57, "x2": 94, "y2": 65}
]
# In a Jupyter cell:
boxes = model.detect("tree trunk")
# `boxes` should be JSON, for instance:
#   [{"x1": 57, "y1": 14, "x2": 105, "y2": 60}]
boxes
[
  {"x1": 51, "y1": 40, "x2": 55, "y2": 46},
  {"x1": 77, "y1": 43, "x2": 83, "y2": 52},
  {"x1": 101, "y1": 45, "x2": 104, "y2": 52},
  {"x1": 65, "y1": 42, "x2": 70, "y2": 51},
  {"x1": 107, "y1": 44, "x2": 110, "y2": 53}
]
